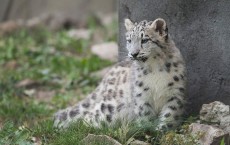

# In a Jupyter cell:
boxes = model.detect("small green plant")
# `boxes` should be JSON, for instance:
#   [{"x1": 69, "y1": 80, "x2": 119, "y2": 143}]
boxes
[
  {"x1": 0, "y1": 122, "x2": 32, "y2": 145},
  {"x1": 160, "y1": 125, "x2": 202, "y2": 145},
  {"x1": 0, "y1": 25, "x2": 113, "y2": 144},
  {"x1": 220, "y1": 137, "x2": 225, "y2": 145}
]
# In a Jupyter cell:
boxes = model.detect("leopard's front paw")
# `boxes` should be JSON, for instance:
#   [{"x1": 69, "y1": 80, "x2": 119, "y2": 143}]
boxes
[
  {"x1": 156, "y1": 124, "x2": 166, "y2": 131},
  {"x1": 156, "y1": 122, "x2": 175, "y2": 131},
  {"x1": 53, "y1": 110, "x2": 69, "y2": 128}
]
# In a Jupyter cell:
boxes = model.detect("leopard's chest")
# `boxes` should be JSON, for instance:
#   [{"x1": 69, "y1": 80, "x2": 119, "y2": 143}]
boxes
[
  {"x1": 132, "y1": 63, "x2": 173, "y2": 113},
  {"x1": 146, "y1": 69, "x2": 171, "y2": 92}
]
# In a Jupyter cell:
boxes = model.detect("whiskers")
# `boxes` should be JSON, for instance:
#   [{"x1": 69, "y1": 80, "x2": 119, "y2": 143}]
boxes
[{"x1": 118, "y1": 51, "x2": 148, "y2": 62}]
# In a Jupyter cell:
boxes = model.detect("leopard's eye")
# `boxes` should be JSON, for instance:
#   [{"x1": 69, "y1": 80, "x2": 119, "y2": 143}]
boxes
[
  {"x1": 127, "y1": 39, "x2": 131, "y2": 43},
  {"x1": 141, "y1": 39, "x2": 150, "y2": 44}
]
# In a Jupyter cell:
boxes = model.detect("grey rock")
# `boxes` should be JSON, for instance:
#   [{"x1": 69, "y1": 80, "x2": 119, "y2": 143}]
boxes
[
  {"x1": 200, "y1": 101, "x2": 230, "y2": 133},
  {"x1": 15, "y1": 79, "x2": 38, "y2": 88},
  {"x1": 118, "y1": 0, "x2": 230, "y2": 113},
  {"x1": 81, "y1": 134, "x2": 122, "y2": 145},
  {"x1": 0, "y1": 20, "x2": 21, "y2": 35},
  {"x1": 220, "y1": 115, "x2": 230, "y2": 133},
  {"x1": 200, "y1": 101, "x2": 229, "y2": 123},
  {"x1": 130, "y1": 140, "x2": 151, "y2": 145},
  {"x1": 189, "y1": 123, "x2": 230, "y2": 145},
  {"x1": 67, "y1": 29, "x2": 91, "y2": 40},
  {"x1": 91, "y1": 42, "x2": 118, "y2": 62},
  {"x1": 97, "y1": 13, "x2": 118, "y2": 26}
]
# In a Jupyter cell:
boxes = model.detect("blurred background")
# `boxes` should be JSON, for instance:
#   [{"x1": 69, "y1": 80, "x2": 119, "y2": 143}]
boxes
[
  {"x1": 0, "y1": 1, "x2": 119, "y2": 144},
  {"x1": 0, "y1": 0, "x2": 116, "y2": 22},
  {"x1": 0, "y1": 0, "x2": 118, "y2": 33}
]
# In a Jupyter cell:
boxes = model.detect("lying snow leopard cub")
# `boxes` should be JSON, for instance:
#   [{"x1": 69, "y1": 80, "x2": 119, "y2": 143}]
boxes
[{"x1": 54, "y1": 18, "x2": 186, "y2": 130}]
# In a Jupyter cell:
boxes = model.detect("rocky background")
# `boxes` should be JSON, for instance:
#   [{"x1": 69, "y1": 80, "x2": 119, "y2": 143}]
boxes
[{"x1": 0, "y1": 0, "x2": 116, "y2": 22}]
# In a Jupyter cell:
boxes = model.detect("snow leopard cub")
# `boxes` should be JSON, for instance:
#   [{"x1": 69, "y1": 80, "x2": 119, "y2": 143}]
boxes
[{"x1": 54, "y1": 18, "x2": 186, "y2": 130}]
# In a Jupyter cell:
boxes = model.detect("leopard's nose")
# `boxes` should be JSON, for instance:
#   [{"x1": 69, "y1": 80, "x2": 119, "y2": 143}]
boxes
[{"x1": 131, "y1": 52, "x2": 139, "y2": 58}]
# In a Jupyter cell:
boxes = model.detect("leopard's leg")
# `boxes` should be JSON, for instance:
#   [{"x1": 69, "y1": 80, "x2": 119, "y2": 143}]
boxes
[{"x1": 157, "y1": 96, "x2": 185, "y2": 130}]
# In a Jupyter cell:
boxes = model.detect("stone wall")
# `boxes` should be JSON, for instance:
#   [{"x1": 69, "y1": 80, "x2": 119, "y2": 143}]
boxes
[{"x1": 119, "y1": 0, "x2": 230, "y2": 113}]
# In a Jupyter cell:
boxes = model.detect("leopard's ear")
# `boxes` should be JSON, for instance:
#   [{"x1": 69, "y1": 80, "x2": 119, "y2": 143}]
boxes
[
  {"x1": 124, "y1": 18, "x2": 134, "y2": 31},
  {"x1": 150, "y1": 18, "x2": 168, "y2": 39}
]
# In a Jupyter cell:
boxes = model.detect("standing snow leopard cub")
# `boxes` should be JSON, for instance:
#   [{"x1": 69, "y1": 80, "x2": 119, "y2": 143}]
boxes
[{"x1": 54, "y1": 18, "x2": 186, "y2": 130}]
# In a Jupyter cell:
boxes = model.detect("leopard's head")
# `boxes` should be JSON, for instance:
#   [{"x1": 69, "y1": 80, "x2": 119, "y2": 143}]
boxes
[{"x1": 125, "y1": 18, "x2": 169, "y2": 61}]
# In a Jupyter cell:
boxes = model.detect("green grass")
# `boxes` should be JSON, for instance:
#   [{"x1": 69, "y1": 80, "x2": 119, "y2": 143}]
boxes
[
  {"x1": 0, "y1": 24, "x2": 114, "y2": 144},
  {"x1": 0, "y1": 20, "x2": 201, "y2": 144}
]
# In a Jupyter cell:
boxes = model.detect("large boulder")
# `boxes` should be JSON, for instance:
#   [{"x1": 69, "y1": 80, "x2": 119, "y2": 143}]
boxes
[
  {"x1": 118, "y1": 0, "x2": 230, "y2": 113},
  {"x1": 189, "y1": 123, "x2": 229, "y2": 145},
  {"x1": 200, "y1": 101, "x2": 230, "y2": 133}
]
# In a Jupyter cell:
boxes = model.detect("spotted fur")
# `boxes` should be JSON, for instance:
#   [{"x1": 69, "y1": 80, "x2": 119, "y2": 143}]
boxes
[{"x1": 54, "y1": 18, "x2": 186, "y2": 130}]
